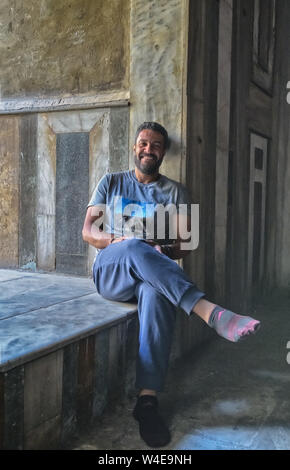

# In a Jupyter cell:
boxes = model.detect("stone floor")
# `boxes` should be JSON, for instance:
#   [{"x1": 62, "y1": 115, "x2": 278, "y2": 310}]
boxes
[{"x1": 71, "y1": 290, "x2": 290, "y2": 451}]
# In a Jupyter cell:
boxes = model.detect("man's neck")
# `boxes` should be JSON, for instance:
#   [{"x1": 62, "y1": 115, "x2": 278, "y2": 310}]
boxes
[{"x1": 134, "y1": 167, "x2": 160, "y2": 184}]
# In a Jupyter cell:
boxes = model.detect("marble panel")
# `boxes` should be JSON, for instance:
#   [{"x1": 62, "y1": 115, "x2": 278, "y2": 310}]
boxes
[
  {"x1": 46, "y1": 109, "x2": 109, "y2": 134},
  {"x1": 89, "y1": 111, "x2": 110, "y2": 194},
  {"x1": 109, "y1": 107, "x2": 129, "y2": 173},
  {"x1": 37, "y1": 108, "x2": 124, "y2": 275},
  {"x1": 0, "y1": 117, "x2": 20, "y2": 267},
  {"x1": 88, "y1": 111, "x2": 110, "y2": 271},
  {"x1": 55, "y1": 132, "x2": 89, "y2": 275},
  {"x1": 37, "y1": 116, "x2": 56, "y2": 270},
  {"x1": 19, "y1": 114, "x2": 37, "y2": 269}
]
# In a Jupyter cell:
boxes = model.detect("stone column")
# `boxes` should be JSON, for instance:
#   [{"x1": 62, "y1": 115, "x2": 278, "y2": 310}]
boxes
[{"x1": 129, "y1": 0, "x2": 188, "y2": 183}]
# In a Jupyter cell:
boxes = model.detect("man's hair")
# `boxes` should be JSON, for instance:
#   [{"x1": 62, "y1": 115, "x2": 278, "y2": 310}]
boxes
[{"x1": 135, "y1": 122, "x2": 170, "y2": 150}]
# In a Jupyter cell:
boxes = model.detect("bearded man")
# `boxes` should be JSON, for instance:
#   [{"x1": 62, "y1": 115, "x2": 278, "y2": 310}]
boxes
[{"x1": 82, "y1": 122, "x2": 260, "y2": 448}]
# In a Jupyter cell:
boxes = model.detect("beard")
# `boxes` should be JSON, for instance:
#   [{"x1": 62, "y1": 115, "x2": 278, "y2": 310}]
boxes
[{"x1": 134, "y1": 152, "x2": 163, "y2": 175}]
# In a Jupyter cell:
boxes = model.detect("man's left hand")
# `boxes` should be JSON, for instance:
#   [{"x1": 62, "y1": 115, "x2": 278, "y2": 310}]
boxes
[{"x1": 144, "y1": 240, "x2": 162, "y2": 253}]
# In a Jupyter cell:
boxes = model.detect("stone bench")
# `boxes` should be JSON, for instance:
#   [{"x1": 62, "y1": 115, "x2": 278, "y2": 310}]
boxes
[
  {"x1": 0, "y1": 268, "x2": 140, "y2": 450},
  {"x1": 0, "y1": 268, "x2": 212, "y2": 449}
]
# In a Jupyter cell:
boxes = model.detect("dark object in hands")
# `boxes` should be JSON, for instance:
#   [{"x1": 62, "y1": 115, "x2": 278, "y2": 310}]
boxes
[{"x1": 161, "y1": 245, "x2": 173, "y2": 258}]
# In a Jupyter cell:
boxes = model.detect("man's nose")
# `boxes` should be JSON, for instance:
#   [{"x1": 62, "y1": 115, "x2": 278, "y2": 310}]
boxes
[{"x1": 145, "y1": 143, "x2": 153, "y2": 152}]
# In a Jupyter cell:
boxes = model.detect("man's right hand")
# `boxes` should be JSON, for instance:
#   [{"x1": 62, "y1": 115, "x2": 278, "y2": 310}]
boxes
[
  {"x1": 82, "y1": 206, "x2": 117, "y2": 249},
  {"x1": 111, "y1": 236, "x2": 128, "y2": 244}
]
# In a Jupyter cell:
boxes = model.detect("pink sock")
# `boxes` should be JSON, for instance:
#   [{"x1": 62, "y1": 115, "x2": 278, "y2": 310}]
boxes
[{"x1": 208, "y1": 306, "x2": 261, "y2": 343}]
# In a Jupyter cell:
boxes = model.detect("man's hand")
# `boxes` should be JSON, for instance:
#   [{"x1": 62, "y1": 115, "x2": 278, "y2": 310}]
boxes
[
  {"x1": 111, "y1": 236, "x2": 128, "y2": 244},
  {"x1": 145, "y1": 239, "x2": 190, "y2": 259},
  {"x1": 143, "y1": 239, "x2": 162, "y2": 253},
  {"x1": 82, "y1": 206, "x2": 114, "y2": 249},
  {"x1": 111, "y1": 238, "x2": 162, "y2": 253}
]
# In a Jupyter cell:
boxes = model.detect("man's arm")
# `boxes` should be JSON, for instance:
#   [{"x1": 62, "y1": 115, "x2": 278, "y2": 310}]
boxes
[{"x1": 82, "y1": 206, "x2": 114, "y2": 249}]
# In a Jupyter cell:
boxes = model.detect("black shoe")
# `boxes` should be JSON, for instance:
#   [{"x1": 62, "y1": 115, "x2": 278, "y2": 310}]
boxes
[{"x1": 133, "y1": 395, "x2": 171, "y2": 448}]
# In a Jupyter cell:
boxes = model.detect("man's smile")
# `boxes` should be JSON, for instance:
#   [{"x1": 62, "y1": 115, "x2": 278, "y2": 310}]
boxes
[{"x1": 140, "y1": 153, "x2": 157, "y2": 161}]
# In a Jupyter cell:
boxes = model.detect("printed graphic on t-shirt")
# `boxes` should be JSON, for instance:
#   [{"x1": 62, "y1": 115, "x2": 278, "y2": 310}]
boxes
[{"x1": 107, "y1": 196, "x2": 176, "y2": 243}]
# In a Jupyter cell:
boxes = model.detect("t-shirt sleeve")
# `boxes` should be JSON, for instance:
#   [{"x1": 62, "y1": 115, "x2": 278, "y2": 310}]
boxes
[
  {"x1": 176, "y1": 184, "x2": 192, "y2": 216},
  {"x1": 177, "y1": 185, "x2": 190, "y2": 204},
  {"x1": 87, "y1": 174, "x2": 109, "y2": 208}
]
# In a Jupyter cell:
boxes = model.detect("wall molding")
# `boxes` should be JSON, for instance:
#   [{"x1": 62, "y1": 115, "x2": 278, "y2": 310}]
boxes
[{"x1": 0, "y1": 90, "x2": 130, "y2": 115}]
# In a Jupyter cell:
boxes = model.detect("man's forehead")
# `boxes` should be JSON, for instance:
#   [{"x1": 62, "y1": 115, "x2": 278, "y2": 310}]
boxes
[{"x1": 137, "y1": 129, "x2": 164, "y2": 143}]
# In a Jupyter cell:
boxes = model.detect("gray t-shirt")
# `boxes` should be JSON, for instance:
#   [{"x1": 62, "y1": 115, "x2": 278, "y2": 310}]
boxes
[{"x1": 87, "y1": 169, "x2": 190, "y2": 252}]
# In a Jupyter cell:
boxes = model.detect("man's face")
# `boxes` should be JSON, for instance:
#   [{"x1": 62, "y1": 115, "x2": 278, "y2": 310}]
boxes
[{"x1": 133, "y1": 129, "x2": 166, "y2": 175}]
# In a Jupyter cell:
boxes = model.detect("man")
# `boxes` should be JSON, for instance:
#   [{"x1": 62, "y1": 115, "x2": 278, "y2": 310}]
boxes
[{"x1": 82, "y1": 122, "x2": 260, "y2": 448}]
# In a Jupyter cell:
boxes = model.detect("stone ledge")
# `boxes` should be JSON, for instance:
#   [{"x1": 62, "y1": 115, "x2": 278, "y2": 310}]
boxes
[
  {"x1": 0, "y1": 268, "x2": 138, "y2": 449},
  {"x1": 0, "y1": 269, "x2": 138, "y2": 373}
]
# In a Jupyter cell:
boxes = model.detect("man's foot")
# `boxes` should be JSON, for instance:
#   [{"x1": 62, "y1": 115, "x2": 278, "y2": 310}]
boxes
[
  {"x1": 133, "y1": 395, "x2": 171, "y2": 447},
  {"x1": 208, "y1": 306, "x2": 261, "y2": 342}
]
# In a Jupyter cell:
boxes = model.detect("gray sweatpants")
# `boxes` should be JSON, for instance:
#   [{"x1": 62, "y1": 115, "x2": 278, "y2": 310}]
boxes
[{"x1": 93, "y1": 238, "x2": 204, "y2": 391}]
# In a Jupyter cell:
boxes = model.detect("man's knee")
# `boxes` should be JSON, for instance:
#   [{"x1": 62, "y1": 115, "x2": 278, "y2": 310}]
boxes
[
  {"x1": 137, "y1": 284, "x2": 176, "y2": 319},
  {"x1": 137, "y1": 282, "x2": 163, "y2": 301}
]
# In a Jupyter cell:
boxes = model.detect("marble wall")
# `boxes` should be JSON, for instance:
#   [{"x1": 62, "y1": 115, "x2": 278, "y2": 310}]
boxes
[
  {"x1": 1, "y1": 0, "x2": 290, "y2": 293},
  {"x1": 0, "y1": 107, "x2": 128, "y2": 274}
]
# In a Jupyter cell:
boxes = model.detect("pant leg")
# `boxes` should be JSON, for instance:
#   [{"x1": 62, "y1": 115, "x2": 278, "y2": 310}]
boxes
[
  {"x1": 93, "y1": 238, "x2": 205, "y2": 393},
  {"x1": 93, "y1": 238, "x2": 204, "y2": 313},
  {"x1": 134, "y1": 282, "x2": 176, "y2": 392}
]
